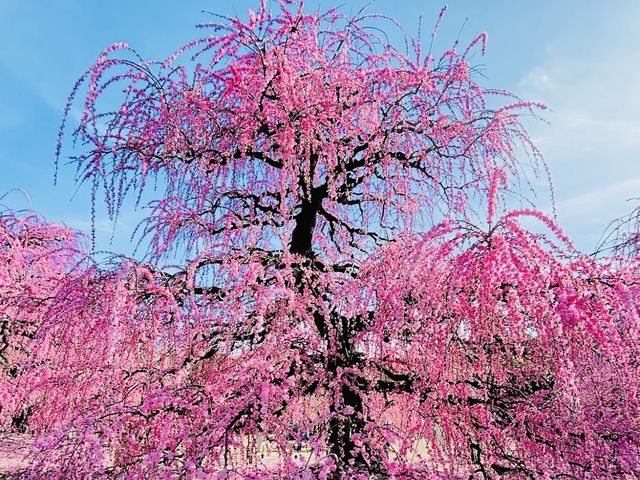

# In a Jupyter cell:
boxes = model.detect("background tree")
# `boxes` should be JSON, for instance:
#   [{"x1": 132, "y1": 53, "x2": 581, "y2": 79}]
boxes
[
  {"x1": 595, "y1": 201, "x2": 640, "y2": 258},
  {"x1": 0, "y1": 208, "x2": 87, "y2": 433},
  {"x1": 3, "y1": 1, "x2": 639, "y2": 478}
]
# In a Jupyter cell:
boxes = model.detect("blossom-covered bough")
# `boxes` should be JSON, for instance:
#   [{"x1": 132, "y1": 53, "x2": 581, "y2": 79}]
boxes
[
  {"x1": 2, "y1": 1, "x2": 639, "y2": 478},
  {"x1": 0, "y1": 208, "x2": 87, "y2": 423}
]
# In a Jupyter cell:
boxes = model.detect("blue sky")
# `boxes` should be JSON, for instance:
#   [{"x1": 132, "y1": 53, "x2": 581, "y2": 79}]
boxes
[{"x1": 1, "y1": 1, "x2": 638, "y2": 256}]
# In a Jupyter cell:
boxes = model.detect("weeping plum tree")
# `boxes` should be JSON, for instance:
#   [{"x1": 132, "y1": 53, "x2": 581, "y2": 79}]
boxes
[
  {"x1": 3, "y1": 1, "x2": 640, "y2": 478},
  {"x1": 0, "y1": 209, "x2": 88, "y2": 433}
]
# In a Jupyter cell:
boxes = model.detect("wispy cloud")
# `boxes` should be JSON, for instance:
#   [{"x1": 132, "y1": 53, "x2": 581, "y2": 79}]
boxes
[
  {"x1": 519, "y1": 66, "x2": 554, "y2": 91},
  {"x1": 557, "y1": 177, "x2": 640, "y2": 217},
  {"x1": 514, "y1": 6, "x2": 640, "y2": 251}
]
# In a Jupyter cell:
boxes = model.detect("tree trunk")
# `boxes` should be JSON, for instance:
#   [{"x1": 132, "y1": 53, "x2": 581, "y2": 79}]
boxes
[
  {"x1": 327, "y1": 354, "x2": 369, "y2": 476},
  {"x1": 289, "y1": 181, "x2": 375, "y2": 476}
]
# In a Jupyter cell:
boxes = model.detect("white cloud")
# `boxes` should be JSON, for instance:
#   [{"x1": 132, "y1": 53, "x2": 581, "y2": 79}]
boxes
[
  {"x1": 519, "y1": 66, "x2": 554, "y2": 91},
  {"x1": 537, "y1": 109, "x2": 640, "y2": 155},
  {"x1": 515, "y1": 46, "x2": 640, "y2": 251},
  {"x1": 557, "y1": 177, "x2": 640, "y2": 218}
]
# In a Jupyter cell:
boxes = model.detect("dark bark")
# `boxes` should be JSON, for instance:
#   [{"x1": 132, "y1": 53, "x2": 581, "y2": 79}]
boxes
[
  {"x1": 290, "y1": 198, "x2": 318, "y2": 256},
  {"x1": 287, "y1": 176, "x2": 377, "y2": 475},
  {"x1": 289, "y1": 184, "x2": 327, "y2": 256}
]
